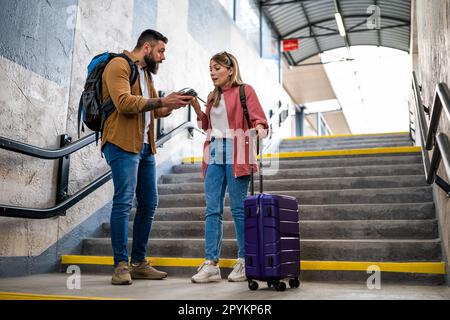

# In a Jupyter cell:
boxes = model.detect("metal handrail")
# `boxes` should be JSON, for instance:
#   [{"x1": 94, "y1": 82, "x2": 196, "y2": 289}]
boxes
[
  {"x1": 412, "y1": 71, "x2": 431, "y2": 177},
  {"x1": 412, "y1": 71, "x2": 450, "y2": 196},
  {"x1": 1, "y1": 172, "x2": 112, "y2": 219},
  {"x1": 0, "y1": 133, "x2": 95, "y2": 160},
  {"x1": 261, "y1": 103, "x2": 291, "y2": 154},
  {"x1": 0, "y1": 121, "x2": 204, "y2": 219},
  {"x1": 156, "y1": 121, "x2": 204, "y2": 147}
]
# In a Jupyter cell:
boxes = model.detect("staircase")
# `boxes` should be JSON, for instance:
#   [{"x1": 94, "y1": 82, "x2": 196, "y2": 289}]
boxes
[{"x1": 62, "y1": 132, "x2": 447, "y2": 284}]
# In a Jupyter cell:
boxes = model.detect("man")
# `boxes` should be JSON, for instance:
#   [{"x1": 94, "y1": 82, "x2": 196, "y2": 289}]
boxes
[{"x1": 101, "y1": 29, "x2": 193, "y2": 285}]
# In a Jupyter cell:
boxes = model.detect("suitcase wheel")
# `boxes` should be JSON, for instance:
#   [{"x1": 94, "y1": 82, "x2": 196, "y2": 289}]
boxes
[
  {"x1": 289, "y1": 278, "x2": 300, "y2": 289},
  {"x1": 248, "y1": 280, "x2": 259, "y2": 291},
  {"x1": 275, "y1": 281, "x2": 286, "y2": 292}
]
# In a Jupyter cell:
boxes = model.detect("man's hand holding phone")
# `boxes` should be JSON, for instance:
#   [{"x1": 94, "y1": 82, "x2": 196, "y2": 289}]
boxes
[{"x1": 161, "y1": 92, "x2": 193, "y2": 110}]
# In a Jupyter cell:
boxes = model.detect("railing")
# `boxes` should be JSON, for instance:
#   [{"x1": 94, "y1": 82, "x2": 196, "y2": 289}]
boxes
[
  {"x1": 0, "y1": 121, "x2": 204, "y2": 219},
  {"x1": 261, "y1": 101, "x2": 290, "y2": 154},
  {"x1": 412, "y1": 71, "x2": 450, "y2": 196}
]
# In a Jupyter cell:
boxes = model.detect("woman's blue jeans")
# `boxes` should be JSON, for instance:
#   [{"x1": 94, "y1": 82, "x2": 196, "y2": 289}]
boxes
[
  {"x1": 204, "y1": 138, "x2": 250, "y2": 262},
  {"x1": 103, "y1": 142, "x2": 158, "y2": 267}
]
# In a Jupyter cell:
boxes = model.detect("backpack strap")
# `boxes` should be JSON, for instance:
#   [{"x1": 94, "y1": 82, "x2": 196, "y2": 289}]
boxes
[
  {"x1": 114, "y1": 53, "x2": 138, "y2": 86},
  {"x1": 77, "y1": 96, "x2": 84, "y2": 138},
  {"x1": 239, "y1": 84, "x2": 251, "y2": 129}
]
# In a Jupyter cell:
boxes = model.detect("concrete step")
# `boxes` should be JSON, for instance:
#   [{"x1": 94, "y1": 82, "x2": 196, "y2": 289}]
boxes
[
  {"x1": 158, "y1": 175, "x2": 427, "y2": 195},
  {"x1": 280, "y1": 136, "x2": 412, "y2": 146},
  {"x1": 102, "y1": 220, "x2": 439, "y2": 240},
  {"x1": 172, "y1": 155, "x2": 423, "y2": 173},
  {"x1": 160, "y1": 164, "x2": 425, "y2": 184},
  {"x1": 282, "y1": 133, "x2": 411, "y2": 144},
  {"x1": 81, "y1": 238, "x2": 442, "y2": 262},
  {"x1": 131, "y1": 203, "x2": 435, "y2": 221},
  {"x1": 279, "y1": 141, "x2": 414, "y2": 152},
  {"x1": 157, "y1": 187, "x2": 433, "y2": 208}
]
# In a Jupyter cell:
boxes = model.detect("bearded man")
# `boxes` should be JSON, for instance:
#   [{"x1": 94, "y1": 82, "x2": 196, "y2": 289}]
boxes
[{"x1": 101, "y1": 29, "x2": 193, "y2": 285}]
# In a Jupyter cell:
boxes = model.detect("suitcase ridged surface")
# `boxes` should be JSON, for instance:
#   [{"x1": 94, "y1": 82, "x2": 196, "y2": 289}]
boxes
[{"x1": 245, "y1": 194, "x2": 300, "y2": 282}]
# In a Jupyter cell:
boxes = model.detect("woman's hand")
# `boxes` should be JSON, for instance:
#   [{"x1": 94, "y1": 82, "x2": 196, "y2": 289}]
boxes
[
  {"x1": 190, "y1": 97, "x2": 203, "y2": 118},
  {"x1": 255, "y1": 124, "x2": 268, "y2": 139}
]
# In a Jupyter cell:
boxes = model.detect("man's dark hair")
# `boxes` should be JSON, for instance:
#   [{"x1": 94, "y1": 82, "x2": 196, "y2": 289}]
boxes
[{"x1": 135, "y1": 29, "x2": 168, "y2": 49}]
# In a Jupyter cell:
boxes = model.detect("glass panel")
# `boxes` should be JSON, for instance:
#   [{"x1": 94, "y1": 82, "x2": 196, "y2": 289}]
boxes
[{"x1": 261, "y1": 14, "x2": 280, "y2": 61}]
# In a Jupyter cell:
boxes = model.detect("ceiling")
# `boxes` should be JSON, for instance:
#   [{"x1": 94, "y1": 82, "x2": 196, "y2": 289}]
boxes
[{"x1": 259, "y1": 0, "x2": 411, "y2": 65}]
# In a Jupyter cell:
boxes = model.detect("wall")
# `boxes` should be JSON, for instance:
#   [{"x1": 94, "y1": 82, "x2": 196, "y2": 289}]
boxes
[
  {"x1": 413, "y1": 0, "x2": 450, "y2": 280},
  {"x1": 0, "y1": 0, "x2": 78, "y2": 262},
  {"x1": 0, "y1": 0, "x2": 292, "y2": 276}
]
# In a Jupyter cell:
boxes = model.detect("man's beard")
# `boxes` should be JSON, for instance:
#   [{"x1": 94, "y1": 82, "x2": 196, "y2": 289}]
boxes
[{"x1": 144, "y1": 54, "x2": 159, "y2": 75}]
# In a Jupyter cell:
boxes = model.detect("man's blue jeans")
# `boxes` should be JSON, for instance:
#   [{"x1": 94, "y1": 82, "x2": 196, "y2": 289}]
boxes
[
  {"x1": 204, "y1": 138, "x2": 250, "y2": 262},
  {"x1": 103, "y1": 142, "x2": 158, "y2": 267}
]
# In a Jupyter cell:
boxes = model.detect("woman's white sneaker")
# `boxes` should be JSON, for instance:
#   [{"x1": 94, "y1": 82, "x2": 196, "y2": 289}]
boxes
[
  {"x1": 228, "y1": 258, "x2": 246, "y2": 282},
  {"x1": 191, "y1": 261, "x2": 222, "y2": 283}
]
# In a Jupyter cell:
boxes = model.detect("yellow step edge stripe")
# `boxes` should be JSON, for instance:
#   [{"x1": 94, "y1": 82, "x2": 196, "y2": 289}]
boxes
[
  {"x1": 286, "y1": 132, "x2": 410, "y2": 141},
  {"x1": 182, "y1": 156, "x2": 203, "y2": 164},
  {"x1": 182, "y1": 146, "x2": 421, "y2": 164},
  {"x1": 61, "y1": 255, "x2": 237, "y2": 269},
  {"x1": 264, "y1": 146, "x2": 421, "y2": 159},
  {"x1": 61, "y1": 256, "x2": 446, "y2": 275},
  {"x1": 0, "y1": 291, "x2": 125, "y2": 300}
]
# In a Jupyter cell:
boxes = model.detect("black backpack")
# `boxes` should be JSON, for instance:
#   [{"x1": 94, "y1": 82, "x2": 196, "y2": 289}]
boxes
[{"x1": 77, "y1": 52, "x2": 138, "y2": 142}]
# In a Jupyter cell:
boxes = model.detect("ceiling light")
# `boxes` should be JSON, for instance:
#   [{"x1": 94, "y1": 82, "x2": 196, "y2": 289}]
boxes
[{"x1": 335, "y1": 12, "x2": 346, "y2": 37}]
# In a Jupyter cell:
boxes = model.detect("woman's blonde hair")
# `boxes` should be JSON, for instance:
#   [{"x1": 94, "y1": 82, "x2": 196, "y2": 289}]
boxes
[{"x1": 209, "y1": 51, "x2": 244, "y2": 107}]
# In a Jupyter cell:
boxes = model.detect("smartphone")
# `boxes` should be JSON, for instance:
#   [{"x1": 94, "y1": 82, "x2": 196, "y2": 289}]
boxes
[
  {"x1": 179, "y1": 87, "x2": 198, "y2": 97},
  {"x1": 178, "y1": 87, "x2": 206, "y2": 104}
]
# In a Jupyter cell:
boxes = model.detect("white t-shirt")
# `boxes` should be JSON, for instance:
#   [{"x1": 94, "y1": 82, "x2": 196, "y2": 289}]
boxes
[
  {"x1": 138, "y1": 66, "x2": 151, "y2": 145},
  {"x1": 210, "y1": 94, "x2": 232, "y2": 139}
]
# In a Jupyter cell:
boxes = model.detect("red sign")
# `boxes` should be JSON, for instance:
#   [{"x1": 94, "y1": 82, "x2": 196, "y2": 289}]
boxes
[{"x1": 282, "y1": 39, "x2": 299, "y2": 52}]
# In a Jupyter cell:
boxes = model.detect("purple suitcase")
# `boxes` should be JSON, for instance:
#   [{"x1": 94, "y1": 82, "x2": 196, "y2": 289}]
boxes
[{"x1": 244, "y1": 141, "x2": 300, "y2": 291}]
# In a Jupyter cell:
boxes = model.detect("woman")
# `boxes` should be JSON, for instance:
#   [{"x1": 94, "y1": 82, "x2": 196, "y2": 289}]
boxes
[{"x1": 190, "y1": 51, "x2": 269, "y2": 283}]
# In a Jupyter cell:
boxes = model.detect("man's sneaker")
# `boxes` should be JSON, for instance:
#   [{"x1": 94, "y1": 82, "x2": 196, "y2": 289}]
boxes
[
  {"x1": 228, "y1": 258, "x2": 246, "y2": 282},
  {"x1": 112, "y1": 261, "x2": 133, "y2": 285},
  {"x1": 191, "y1": 261, "x2": 222, "y2": 283},
  {"x1": 130, "y1": 260, "x2": 168, "y2": 280}
]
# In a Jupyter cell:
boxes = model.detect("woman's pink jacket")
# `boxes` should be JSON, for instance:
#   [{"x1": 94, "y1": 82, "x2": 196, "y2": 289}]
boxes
[{"x1": 197, "y1": 84, "x2": 269, "y2": 178}]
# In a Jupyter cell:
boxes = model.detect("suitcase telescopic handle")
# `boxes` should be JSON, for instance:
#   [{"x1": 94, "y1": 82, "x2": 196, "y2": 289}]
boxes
[{"x1": 250, "y1": 130, "x2": 263, "y2": 196}]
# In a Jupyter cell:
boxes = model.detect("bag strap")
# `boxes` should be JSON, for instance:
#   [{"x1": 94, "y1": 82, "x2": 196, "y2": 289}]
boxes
[
  {"x1": 77, "y1": 96, "x2": 84, "y2": 138},
  {"x1": 239, "y1": 84, "x2": 251, "y2": 129}
]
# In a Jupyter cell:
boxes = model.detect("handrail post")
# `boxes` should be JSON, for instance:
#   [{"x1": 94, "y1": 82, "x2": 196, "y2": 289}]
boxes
[
  {"x1": 408, "y1": 101, "x2": 415, "y2": 143},
  {"x1": 188, "y1": 105, "x2": 194, "y2": 139},
  {"x1": 157, "y1": 91, "x2": 166, "y2": 146},
  {"x1": 56, "y1": 134, "x2": 71, "y2": 216}
]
